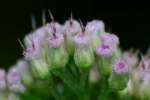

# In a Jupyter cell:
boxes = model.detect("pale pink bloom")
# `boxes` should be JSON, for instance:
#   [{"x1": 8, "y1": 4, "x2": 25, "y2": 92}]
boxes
[
  {"x1": 46, "y1": 22, "x2": 63, "y2": 35},
  {"x1": 100, "y1": 33, "x2": 119, "y2": 45},
  {"x1": 113, "y1": 58, "x2": 128, "y2": 74},
  {"x1": 24, "y1": 26, "x2": 47, "y2": 48},
  {"x1": 63, "y1": 19, "x2": 81, "y2": 36},
  {"x1": 85, "y1": 20, "x2": 105, "y2": 35},
  {"x1": 96, "y1": 43, "x2": 114, "y2": 58},
  {"x1": 24, "y1": 33, "x2": 43, "y2": 60},
  {"x1": 7, "y1": 67, "x2": 21, "y2": 85},
  {"x1": 34, "y1": 26, "x2": 49, "y2": 43},
  {"x1": 123, "y1": 51, "x2": 138, "y2": 70},
  {"x1": 74, "y1": 32, "x2": 90, "y2": 46},
  {"x1": 139, "y1": 58, "x2": 150, "y2": 82},
  {"x1": 48, "y1": 33, "x2": 64, "y2": 48}
]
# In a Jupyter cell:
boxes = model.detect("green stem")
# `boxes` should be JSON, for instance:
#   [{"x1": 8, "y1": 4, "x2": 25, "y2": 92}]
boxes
[
  {"x1": 49, "y1": 75, "x2": 65, "y2": 100},
  {"x1": 78, "y1": 68, "x2": 90, "y2": 100},
  {"x1": 97, "y1": 76, "x2": 110, "y2": 100}
]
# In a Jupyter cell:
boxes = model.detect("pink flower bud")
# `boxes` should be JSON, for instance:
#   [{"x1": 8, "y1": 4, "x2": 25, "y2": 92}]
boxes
[
  {"x1": 85, "y1": 20, "x2": 105, "y2": 35},
  {"x1": 24, "y1": 33, "x2": 43, "y2": 60},
  {"x1": 24, "y1": 26, "x2": 48, "y2": 48},
  {"x1": 63, "y1": 19, "x2": 81, "y2": 55},
  {"x1": 48, "y1": 33, "x2": 64, "y2": 48},
  {"x1": 7, "y1": 67, "x2": 21, "y2": 85},
  {"x1": 34, "y1": 26, "x2": 49, "y2": 44},
  {"x1": 113, "y1": 58, "x2": 128, "y2": 75},
  {"x1": 139, "y1": 58, "x2": 150, "y2": 82},
  {"x1": 96, "y1": 43, "x2": 114, "y2": 58},
  {"x1": 74, "y1": 31, "x2": 94, "y2": 68},
  {"x1": 100, "y1": 33, "x2": 119, "y2": 46},
  {"x1": 123, "y1": 50, "x2": 139, "y2": 71},
  {"x1": 63, "y1": 19, "x2": 81, "y2": 36},
  {"x1": 16, "y1": 59, "x2": 33, "y2": 86},
  {"x1": 0, "y1": 69, "x2": 6, "y2": 90},
  {"x1": 74, "y1": 32, "x2": 90, "y2": 46}
]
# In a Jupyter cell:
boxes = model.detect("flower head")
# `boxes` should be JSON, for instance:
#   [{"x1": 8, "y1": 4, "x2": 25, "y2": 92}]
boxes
[
  {"x1": 123, "y1": 50, "x2": 139, "y2": 72},
  {"x1": 16, "y1": 59, "x2": 33, "y2": 86},
  {"x1": 24, "y1": 33, "x2": 43, "y2": 60},
  {"x1": 113, "y1": 58, "x2": 129, "y2": 75},
  {"x1": 96, "y1": 43, "x2": 114, "y2": 58},
  {"x1": 138, "y1": 58, "x2": 150, "y2": 82},
  {"x1": 7, "y1": 67, "x2": 21, "y2": 85},
  {"x1": 74, "y1": 30, "x2": 94, "y2": 68},
  {"x1": 74, "y1": 31, "x2": 90, "y2": 46},
  {"x1": 34, "y1": 26, "x2": 48, "y2": 43},
  {"x1": 100, "y1": 33, "x2": 119, "y2": 46},
  {"x1": 63, "y1": 19, "x2": 81, "y2": 36},
  {"x1": 85, "y1": 20, "x2": 105, "y2": 35},
  {"x1": 48, "y1": 33, "x2": 64, "y2": 48}
]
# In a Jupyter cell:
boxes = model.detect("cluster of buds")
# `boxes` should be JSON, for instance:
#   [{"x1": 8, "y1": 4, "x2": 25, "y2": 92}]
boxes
[
  {"x1": 0, "y1": 59, "x2": 28, "y2": 100},
  {"x1": 1, "y1": 12, "x2": 150, "y2": 100}
]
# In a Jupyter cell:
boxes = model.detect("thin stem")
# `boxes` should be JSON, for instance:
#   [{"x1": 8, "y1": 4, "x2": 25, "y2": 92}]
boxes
[
  {"x1": 97, "y1": 76, "x2": 110, "y2": 100},
  {"x1": 78, "y1": 68, "x2": 90, "y2": 100},
  {"x1": 49, "y1": 75, "x2": 65, "y2": 100}
]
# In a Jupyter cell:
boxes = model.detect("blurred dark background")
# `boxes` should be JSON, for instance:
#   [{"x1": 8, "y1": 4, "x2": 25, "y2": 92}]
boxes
[{"x1": 0, "y1": 0, "x2": 150, "y2": 67}]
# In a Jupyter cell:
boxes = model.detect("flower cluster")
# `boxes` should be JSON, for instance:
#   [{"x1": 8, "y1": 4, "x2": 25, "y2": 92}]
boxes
[{"x1": 0, "y1": 13, "x2": 150, "y2": 100}]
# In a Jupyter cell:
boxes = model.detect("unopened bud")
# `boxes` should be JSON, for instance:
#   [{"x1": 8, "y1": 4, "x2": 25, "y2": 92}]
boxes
[
  {"x1": 100, "y1": 33, "x2": 119, "y2": 46},
  {"x1": 63, "y1": 19, "x2": 81, "y2": 55},
  {"x1": 74, "y1": 31, "x2": 94, "y2": 68},
  {"x1": 109, "y1": 58, "x2": 129, "y2": 91},
  {"x1": 85, "y1": 20, "x2": 105, "y2": 35},
  {"x1": 16, "y1": 59, "x2": 34, "y2": 86},
  {"x1": 47, "y1": 31, "x2": 68, "y2": 68}
]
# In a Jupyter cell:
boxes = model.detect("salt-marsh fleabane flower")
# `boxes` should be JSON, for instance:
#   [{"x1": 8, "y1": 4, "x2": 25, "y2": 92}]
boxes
[
  {"x1": 74, "y1": 30, "x2": 94, "y2": 68},
  {"x1": 7, "y1": 67, "x2": 21, "y2": 85},
  {"x1": 16, "y1": 59, "x2": 34, "y2": 86},
  {"x1": 63, "y1": 19, "x2": 81, "y2": 37},
  {"x1": 24, "y1": 33, "x2": 43, "y2": 60},
  {"x1": 96, "y1": 43, "x2": 115, "y2": 76},
  {"x1": 46, "y1": 22, "x2": 63, "y2": 35},
  {"x1": 96, "y1": 43, "x2": 114, "y2": 58},
  {"x1": 7, "y1": 67, "x2": 25, "y2": 93},
  {"x1": 100, "y1": 33, "x2": 119, "y2": 46},
  {"x1": 85, "y1": 20, "x2": 105, "y2": 35},
  {"x1": 122, "y1": 50, "x2": 139, "y2": 72},
  {"x1": 47, "y1": 26, "x2": 68, "y2": 69},
  {"x1": 113, "y1": 58, "x2": 129, "y2": 75},
  {"x1": 109, "y1": 58, "x2": 129, "y2": 91},
  {"x1": 137, "y1": 58, "x2": 150, "y2": 99},
  {"x1": 3, "y1": 17, "x2": 150, "y2": 100},
  {"x1": 85, "y1": 20, "x2": 104, "y2": 51},
  {"x1": 48, "y1": 33, "x2": 64, "y2": 48},
  {"x1": 24, "y1": 31, "x2": 50, "y2": 79},
  {"x1": 63, "y1": 18, "x2": 81, "y2": 55}
]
